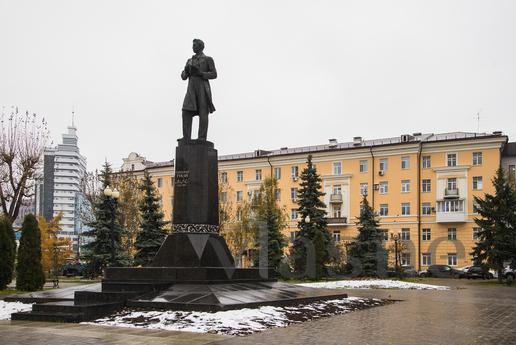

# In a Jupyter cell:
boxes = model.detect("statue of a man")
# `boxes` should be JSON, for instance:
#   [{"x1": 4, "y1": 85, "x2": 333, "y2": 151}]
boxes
[{"x1": 181, "y1": 39, "x2": 217, "y2": 141}]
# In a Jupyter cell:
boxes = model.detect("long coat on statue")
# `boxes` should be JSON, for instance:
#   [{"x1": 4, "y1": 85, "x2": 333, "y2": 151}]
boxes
[{"x1": 181, "y1": 53, "x2": 217, "y2": 114}]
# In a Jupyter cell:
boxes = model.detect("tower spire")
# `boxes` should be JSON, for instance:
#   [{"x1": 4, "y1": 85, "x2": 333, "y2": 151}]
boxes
[{"x1": 71, "y1": 106, "x2": 76, "y2": 128}]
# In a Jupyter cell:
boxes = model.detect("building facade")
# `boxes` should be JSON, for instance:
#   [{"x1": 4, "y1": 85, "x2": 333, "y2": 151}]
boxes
[
  {"x1": 35, "y1": 125, "x2": 88, "y2": 253},
  {"x1": 120, "y1": 132, "x2": 509, "y2": 270}
]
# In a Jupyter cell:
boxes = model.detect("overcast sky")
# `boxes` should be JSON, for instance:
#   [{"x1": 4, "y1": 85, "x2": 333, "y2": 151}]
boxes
[{"x1": 1, "y1": 0, "x2": 515, "y2": 171}]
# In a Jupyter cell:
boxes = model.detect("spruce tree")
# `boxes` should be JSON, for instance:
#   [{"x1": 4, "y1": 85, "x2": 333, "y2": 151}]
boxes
[
  {"x1": 82, "y1": 162, "x2": 129, "y2": 275},
  {"x1": 253, "y1": 177, "x2": 287, "y2": 273},
  {"x1": 347, "y1": 195, "x2": 387, "y2": 277},
  {"x1": 471, "y1": 167, "x2": 516, "y2": 282},
  {"x1": 134, "y1": 171, "x2": 169, "y2": 266},
  {"x1": 0, "y1": 216, "x2": 16, "y2": 290},
  {"x1": 291, "y1": 154, "x2": 331, "y2": 279},
  {"x1": 16, "y1": 214, "x2": 46, "y2": 291}
]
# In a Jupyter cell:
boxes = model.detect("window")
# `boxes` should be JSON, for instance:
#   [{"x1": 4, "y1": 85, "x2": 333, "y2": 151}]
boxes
[
  {"x1": 255, "y1": 169, "x2": 262, "y2": 181},
  {"x1": 379, "y1": 204, "x2": 388, "y2": 216},
  {"x1": 422, "y1": 156, "x2": 431, "y2": 168},
  {"x1": 473, "y1": 227, "x2": 481, "y2": 240},
  {"x1": 290, "y1": 231, "x2": 299, "y2": 242},
  {"x1": 447, "y1": 178, "x2": 457, "y2": 190},
  {"x1": 291, "y1": 209, "x2": 298, "y2": 220},
  {"x1": 291, "y1": 188, "x2": 298, "y2": 201},
  {"x1": 401, "y1": 180, "x2": 410, "y2": 193},
  {"x1": 422, "y1": 179, "x2": 431, "y2": 192},
  {"x1": 473, "y1": 201, "x2": 480, "y2": 213},
  {"x1": 379, "y1": 181, "x2": 388, "y2": 194},
  {"x1": 509, "y1": 165, "x2": 516, "y2": 179},
  {"x1": 291, "y1": 166, "x2": 299, "y2": 179},
  {"x1": 359, "y1": 160, "x2": 368, "y2": 173},
  {"x1": 401, "y1": 156, "x2": 410, "y2": 169},
  {"x1": 472, "y1": 152, "x2": 483, "y2": 165},
  {"x1": 332, "y1": 206, "x2": 341, "y2": 218},
  {"x1": 275, "y1": 188, "x2": 281, "y2": 201},
  {"x1": 447, "y1": 253, "x2": 457, "y2": 266},
  {"x1": 220, "y1": 192, "x2": 228, "y2": 203},
  {"x1": 422, "y1": 202, "x2": 432, "y2": 215},
  {"x1": 473, "y1": 176, "x2": 483, "y2": 190},
  {"x1": 401, "y1": 253, "x2": 411, "y2": 266},
  {"x1": 236, "y1": 191, "x2": 243, "y2": 202},
  {"x1": 447, "y1": 153, "x2": 457, "y2": 167},
  {"x1": 236, "y1": 209, "x2": 242, "y2": 221},
  {"x1": 333, "y1": 162, "x2": 342, "y2": 175},
  {"x1": 157, "y1": 178, "x2": 163, "y2": 188},
  {"x1": 437, "y1": 200, "x2": 464, "y2": 212},
  {"x1": 274, "y1": 167, "x2": 281, "y2": 179},
  {"x1": 401, "y1": 203, "x2": 410, "y2": 215},
  {"x1": 171, "y1": 176, "x2": 175, "y2": 186},
  {"x1": 237, "y1": 171, "x2": 243, "y2": 182},
  {"x1": 379, "y1": 158, "x2": 388, "y2": 171},
  {"x1": 333, "y1": 185, "x2": 342, "y2": 195},
  {"x1": 221, "y1": 172, "x2": 228, "y2": 183},
  {"x1": 333, "y1": 231, "x2": 341, "y2": 242},
  {"x1": 448, "y1": 228, "x2": 457, "y2": 240},
  {"x1": 401, "y1": 228, "x2": 410, "y2": 240},
  {"x1": 360, "y1": 183, "x2": 368, "y2": 196},
  {"x1": 422, "y1": 253, "x2": 432, "y2": 266},
  {"x1": 422, "y1": 228, "x2": 431, "y2": 241}
]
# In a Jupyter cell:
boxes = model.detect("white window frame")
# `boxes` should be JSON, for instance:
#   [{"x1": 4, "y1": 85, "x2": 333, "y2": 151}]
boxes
[
  {"x1": 422, "y1": 155, "x2": 431, "y2": 169},
  {"x1": 422, "y1": 253, "x2": 432, "y2": 266},
  {"x1": 237, "y1": 171, "x2": 243, "y2": 182},
  {"x1": 401, "y1": 203, "x2": 410, "y2": 215},
  {"x1": 379, "y1": 181, "x2": 388, "y2": 194},
  {"x1": 333, "y1": 231, "x2": 341, "y2": 242},
  {"x1": 401, "y1": 252, "x2": 411, "y2": 266},
  {"x1": 447, "y1": 153, "x2": 457, "y2": 167},
  {"x1": 360, "y1": 183, "x2": 368, "y2": 196},
  {"x1": 274, "y1": 167, "x2": 281, "y2": 180},
  {"x1": 401, "y1": 156, "x2": 410, "y2": 170},
  {"x1": 220, "y1": 191, "x2": 228, "y2": 203},
  {"x1": 275, "y1": 188, "x2": 281, "y2": 201},
  {"x1": 472, "y1": 152, "x2": 483, "y2": 166},
  {"x1": 473, "y1": 227, "x2": 481, "y2": 240},
  {"x1": 422, "y1": 202, "x2": 432, "y2": 215},
  {"x1": 422, "y1": 179, "x2": 431, "y2": 193},
  {"x1": 221, "y1": 172, "x2": 228, "y2": 184},
  {"x1": 447, "y1": 253, "x2": 458, "y2": 266},
  {"x1": 422, "y1": 228, "x2": 431, "y2": 241},
  {"x1": 401, "y1": 180, "x2": 410, "y2": 193},
  {"x1": 236, "y1": 191, "x2": 243, "y2": 202},
  {"x1": 473, "y1": 176, "x2": 483, "y2": 190},
  {"x1": 291, "y1": 166, "x2": 299, "y2": 178},
  {"x1": 333, "y1": 161, "x2": 342, "y2": 175},
  {"x1": 448, "y1": 228, "x2": 457, "y2": 240},
  {"x1": 379, "y1": 158, "x2": 388, "y2": 171},
  {"x1": 291, "y1": 188, "x2": 298, "y2": 201},
  {"x1": 379, "y1": 204, "x2": 388, "y2": 216},
  {"x1": 255, "y1": 169, "x2": 262, "y2": 181},
  {"x1": 291, "y1": 208, "x2": 298, "y2": 220},
  {"x1": 401, "y1": 228, "x2": 410, "y2": 241},
  {"x1": 359, "y1": 160, "x2": 368, "y2": 173}
]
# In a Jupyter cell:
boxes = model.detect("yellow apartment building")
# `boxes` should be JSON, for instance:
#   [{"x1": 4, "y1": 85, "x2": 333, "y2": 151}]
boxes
[{"x1": 119, "y1": 132, "x2": 509, "y2": 271}]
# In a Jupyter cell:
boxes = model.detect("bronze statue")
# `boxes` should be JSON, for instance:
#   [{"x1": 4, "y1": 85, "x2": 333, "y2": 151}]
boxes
[{"x1": 181, "y1": 39, "x2": 217, "y2": 141}]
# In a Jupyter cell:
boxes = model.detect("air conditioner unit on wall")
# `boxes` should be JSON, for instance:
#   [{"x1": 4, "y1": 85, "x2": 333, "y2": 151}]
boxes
[
  {"x1": 374, "y1": 184, "x2": 380, "y2": 190},
  {"x1": 379, "y1": 170, "x2": 385, "y2": 176}
]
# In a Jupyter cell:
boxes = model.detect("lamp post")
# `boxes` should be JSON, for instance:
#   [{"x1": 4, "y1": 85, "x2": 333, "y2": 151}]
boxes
[
  {"x1": 103, "y1": 185, "x2": 120, "y2": 266},
  {"x1": 391, "y1": 232, "x2": 401, "y2": 279}
]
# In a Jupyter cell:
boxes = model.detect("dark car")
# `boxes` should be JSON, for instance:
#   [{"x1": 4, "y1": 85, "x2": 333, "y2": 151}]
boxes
[
  {"x1": 464, "y1": 266, "x2": 493, "y2": 280},
  {"x1": 419, "y1": 265, "x2": 461, "y2": 278},
  {"x1": 61, "y1": 263, "x2": 86, "y2": 277}
]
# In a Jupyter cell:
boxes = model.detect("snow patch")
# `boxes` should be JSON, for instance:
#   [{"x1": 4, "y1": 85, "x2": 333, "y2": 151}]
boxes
[
  {"x1": 0, "y1": 301, "x2": 33, "y2": 320},
  {"x1": 86, "y1": 297, "x2": 387, "y2": 336},
  {"x1": 298, "y1": 279, "x2": 450, "y2": 290}
]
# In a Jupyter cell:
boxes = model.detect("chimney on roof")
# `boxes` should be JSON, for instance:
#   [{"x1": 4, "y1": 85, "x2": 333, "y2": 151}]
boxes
[
  {"x1": 280, "y1": 147, "x2": 288, "y2": 151},
  {"x1": 412, "y1": 132, "x2": 422, "y2": 137},
  {"x1": 492, "y1": 131, "x2": 502, "y2": 135},
  {"x1": 328, "y1": 138, "x2": 338, "y2": 148},
  {"x1": 353, "y1": 136, "x2": 363, "y2": 146}
]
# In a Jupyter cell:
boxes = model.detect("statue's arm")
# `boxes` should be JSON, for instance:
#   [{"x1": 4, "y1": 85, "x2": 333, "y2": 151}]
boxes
[
  {"x1": 200, "y1": 57, "x2": 217, "y2": 80},
  {"x1": 181, "y1": 60, "x2": 190, "y2": 80}
]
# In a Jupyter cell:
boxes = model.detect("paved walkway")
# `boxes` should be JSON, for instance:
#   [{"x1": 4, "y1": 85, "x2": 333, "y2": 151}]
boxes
[
  {"x1": 212, "y1": 279, "x2": 516, "y2": 345},
  {"x1": 1, "y1": 279, "x2": 514, "y2": 344}
]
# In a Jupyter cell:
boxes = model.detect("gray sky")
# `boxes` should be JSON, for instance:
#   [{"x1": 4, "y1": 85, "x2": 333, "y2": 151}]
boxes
[{"x1": 1, "y1": 0, "x2": 515, "y2": 171}]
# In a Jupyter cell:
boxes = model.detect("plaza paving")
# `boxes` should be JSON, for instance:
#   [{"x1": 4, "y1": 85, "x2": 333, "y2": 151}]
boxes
[{"x1": 1, "y1": 279, "x2": 515, "y2": 345}]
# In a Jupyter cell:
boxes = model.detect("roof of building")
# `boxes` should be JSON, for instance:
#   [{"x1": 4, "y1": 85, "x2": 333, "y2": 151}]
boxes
[{"x1": 134, "y1": 131, "x2": 506, "y2": 171}]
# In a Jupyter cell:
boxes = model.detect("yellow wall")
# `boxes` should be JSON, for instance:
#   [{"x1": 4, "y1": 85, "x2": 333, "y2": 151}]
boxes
[{"x1": 131, "y1": 135, "x2": 505, "y2": 270}]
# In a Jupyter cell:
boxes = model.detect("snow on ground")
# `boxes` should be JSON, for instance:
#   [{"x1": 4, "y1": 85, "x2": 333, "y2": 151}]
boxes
[
  {"x1": 0, "y1": 301, "x2": 33, "y2": 320},
  {"x1": 86, "y1": 297, "x2": 387, "y2": 336},
  {"x1": 298, "y1": 279, "x2": 450, "y2": 290}
]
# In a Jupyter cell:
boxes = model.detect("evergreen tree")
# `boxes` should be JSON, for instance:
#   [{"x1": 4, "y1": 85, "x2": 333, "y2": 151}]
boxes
[
  {"x1": 291, "y1": 154, "x2": 332, "y2": 279},
  {"x1": 253, "y1": 177, "x2": 287, "y2": 273},
  {"x1": 16, "y1": 214, "x2": 45, "y2": 291},
  {"x1": 0, "y1": 216, "x2": 16, "y2": 290},
  {"x1": 134, "y1": 171, "x2": 169, "y2": 266},
  {"x1": 82, "y1": 162, "x2": 129, "y2": 276},
  {"x1": 471, "y1": 167, "x2": 516, "y2": 282},
  {"x1": 347, "y1": 195, "x2": 387, "y2": 277}
]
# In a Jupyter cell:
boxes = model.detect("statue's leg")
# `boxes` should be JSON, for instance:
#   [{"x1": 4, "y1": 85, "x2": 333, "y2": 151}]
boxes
[
  {"x1": 198, "y1": 111, "x2": 209, "y2": 140},
  {"x1": 182, "y1": 111, "x2": 193, "y2": 140}
]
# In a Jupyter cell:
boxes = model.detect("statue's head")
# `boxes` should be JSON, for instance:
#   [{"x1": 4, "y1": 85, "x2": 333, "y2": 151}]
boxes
[{"x1": 192, "y1": 39, "x2": 204, "y2": 54}]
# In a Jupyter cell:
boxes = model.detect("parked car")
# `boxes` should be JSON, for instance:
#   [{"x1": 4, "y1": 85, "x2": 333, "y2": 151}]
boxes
[
  {"x1": 464, "y1": 266, "x2": 493, "y2": 280},
  {"x1": 419, "y1": 265, "x2": 462, "y2": 278},
  {"x1": 387, "y1": 266, "x2": 419, "y2": 278},
  {"x1": 61, "y1": 262, "x2": 86, "y2": 277},
  {"x1": 503, "y1": 267, "x2": 515, "y2": 281}
]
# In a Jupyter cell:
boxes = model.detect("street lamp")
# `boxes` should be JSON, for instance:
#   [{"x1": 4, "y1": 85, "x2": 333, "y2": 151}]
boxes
[
  {"x1": 104, "y1": 186, "x2": 120, "y2": 266},
  {"x1": 391, "y1": 232, "x2": 402, "y2": 278},
  {"x1": 305, "y1": 215, "x2": 311, "y2": 223}
]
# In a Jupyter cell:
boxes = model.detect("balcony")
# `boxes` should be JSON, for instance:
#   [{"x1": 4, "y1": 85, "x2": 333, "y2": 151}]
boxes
[
  {"x1": 326, "y1": 217, "x2": 348, "y2": 226},
  {"x1": 436, "y1": 200, "x2": 466, "y2": 223},
  {"x1": 444, "y1": 188, "x2": 459, "y2": 198},
  {"x1": 330, "y1": 193, "x2": 343, "y2": 203}
]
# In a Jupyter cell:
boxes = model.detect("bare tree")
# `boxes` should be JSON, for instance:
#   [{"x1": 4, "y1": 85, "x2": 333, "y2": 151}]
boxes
[{"x1": 0, "y1": 107, "x2": 49, "y2": 223}]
